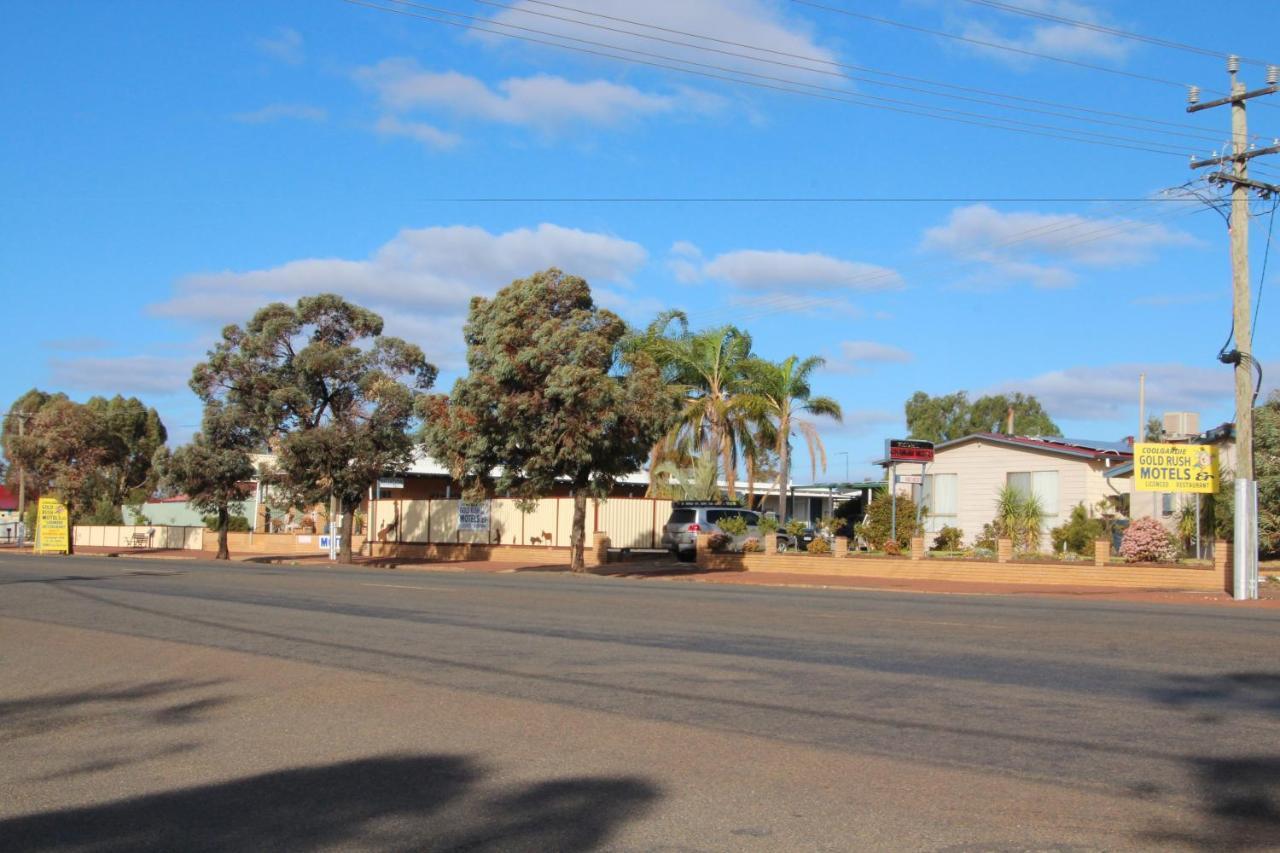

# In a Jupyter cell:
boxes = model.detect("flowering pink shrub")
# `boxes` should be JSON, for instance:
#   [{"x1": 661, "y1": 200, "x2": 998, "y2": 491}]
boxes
[{"x1": 1119, "y1": 518, "x2": 1177, "y2": 563}]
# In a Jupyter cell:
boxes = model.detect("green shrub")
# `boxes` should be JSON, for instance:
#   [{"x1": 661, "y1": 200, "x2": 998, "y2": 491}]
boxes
[
  {"x1": 857, "y1": 494, "x2": 920, "y2": 550},
  {"x1": 993, "y1": 486, "x2": 1045, "y2": 552},
  {"x1": 932, "y1": 525, "x2": 964, "y2": 551},
  {"x1": 974, "y1": 523, "x2": 999, "y2": 550},
  {"x1": 785, "y1": 519, "x2": 808, "y2": 538},
  {"x1": 757, "y1": 515, "x2": 779, "y2": 535},
  {"x1": 1050, "y1": 503, "x2": 1107, "y2": 556},
  {"x1": 204, "y1": 514, "x2": 250, "y2": 532},
  {"x1": 807, "y1": 536, "x2": 831, "y2": 554},
  {"x1": 716, "y1": 514, "x2": 749, "y2": 536}
]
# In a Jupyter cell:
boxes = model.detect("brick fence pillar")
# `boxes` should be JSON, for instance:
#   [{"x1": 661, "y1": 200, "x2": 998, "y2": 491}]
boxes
[
  {"x1": 763, "y1": 533, "x2": 777, "y2": 555},
  {"x1": 834, "y1": 536, "x2": 849, "y2": 558},
  {"x1": 1214, "y1": 541, "x2": 1234, "y2": 594},
  {"x1": 1093, "y1": 539, "x2": 1110, "y2": 567},
  {"x1": 591, "y1": 532, "x2": 610, "y2": 566},
  {"x1": 695, "y1": 532, "x2": 712, "y2": 569},
  {"x1": 997, "y1": 538, "x2": 1013, "y2": 564},
  {"x1": 910, "y1": 536, "x2": 925, "y2": 561}
]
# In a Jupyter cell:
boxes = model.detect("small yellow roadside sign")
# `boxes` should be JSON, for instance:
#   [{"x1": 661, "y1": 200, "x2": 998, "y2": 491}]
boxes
[
  {"x1": 1133, "y1": 443, "x2": 1218, "y2": 493},
  {"x1": 36, "y1": 497, "x2": 70, "y2": 554}
]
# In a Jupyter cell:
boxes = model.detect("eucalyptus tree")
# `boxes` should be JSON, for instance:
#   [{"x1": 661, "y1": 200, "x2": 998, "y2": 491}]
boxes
[
  {"x1": 192, "y1": 294, "x2": 437, "y2": 563},
  {"x1": 421, "y1": 269, "x2": 676, "y2": 572},
  {"x1": 155, "y1": 402, "x2": 257, "y2": 560},
  {"x1": 742, "y1": 355, "x2": 842, "y2": 522}
]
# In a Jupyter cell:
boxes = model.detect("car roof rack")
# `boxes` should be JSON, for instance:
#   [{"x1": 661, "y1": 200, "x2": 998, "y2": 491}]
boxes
[{"x1": 672, "y1": 500, "x2": 746, "y2": 509}]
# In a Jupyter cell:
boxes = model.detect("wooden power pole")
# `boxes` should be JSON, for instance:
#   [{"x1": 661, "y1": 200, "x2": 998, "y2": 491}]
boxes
[{"x1": 1188, "y1": 57, "x2": 1280, "y2": 599}]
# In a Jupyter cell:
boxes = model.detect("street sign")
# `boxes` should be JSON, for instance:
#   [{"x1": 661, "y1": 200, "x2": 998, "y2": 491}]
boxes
[
  {"x1": 377, "y1": 477, "x2": 405, "y2": 490},
  {"x1": 896, "y1": 473, "x2": 923, "y2": 485},
  {"x1": 887, "y1": 439, "x2": 935, "y2": 463},
  {"x1": 1133, "y1": 443, "x2": 1218, "y2": 493}
]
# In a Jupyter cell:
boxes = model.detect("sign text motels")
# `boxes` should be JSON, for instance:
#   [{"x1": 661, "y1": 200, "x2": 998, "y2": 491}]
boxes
[
  {"x1": 1133, "y1": 443, "x2": 1218, "y2": 493},
  {"x1": 886, "y1": 439, "x2": 935, "y2": 464}
]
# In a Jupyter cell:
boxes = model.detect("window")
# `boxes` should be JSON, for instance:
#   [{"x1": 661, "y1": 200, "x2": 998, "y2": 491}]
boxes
[
  {"x1": 1161, "y1": 493, "x2": 1175, "y2": 517},
  {"x1": 668, "y1": 509, "x2": 695, "y2": 524},
  {"x1": 1007, "y1": 471, "x2": 1059, "y2": 516},
  {"x1": 923, "y1": 474, "x2": 958, "y2": 517}
]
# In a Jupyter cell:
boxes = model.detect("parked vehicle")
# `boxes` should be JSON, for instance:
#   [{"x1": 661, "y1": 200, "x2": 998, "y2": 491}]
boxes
[{"x1": 661, "y1": 502, "x2": 792, "y2": 561}]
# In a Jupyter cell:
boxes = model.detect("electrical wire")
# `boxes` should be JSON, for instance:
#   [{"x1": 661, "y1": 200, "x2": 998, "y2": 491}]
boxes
[
  {"x1": 793, "y1": 0, "x2": 1198, "y2": 89},
  {"x1": 1253, "y1": 196, "x2": 1278, "y2": 339},
  {"x1": 956, "y1": 0, "x2": 1277, "y2": 67},
  {"x1": 440, "y1": 196, "x2": 1209, "y2": 202},
  {"x1": 474, "y1": 0, "x2": 1248, "y2": 147},
  {"x1": 348, "y1": 0, "x2": 1197, "y2": 157},
  {"x1": 794, "y1": 0, "x2": 1280, "y2": 113}
]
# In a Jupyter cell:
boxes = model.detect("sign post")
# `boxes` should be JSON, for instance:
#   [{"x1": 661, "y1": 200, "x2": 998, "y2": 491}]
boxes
[
  {"x1": 35, "y1": 497, "x2": 69, "y2": 555},
  {"x1": 886, "y1": 440, "x2": 934, "y2": 545}
]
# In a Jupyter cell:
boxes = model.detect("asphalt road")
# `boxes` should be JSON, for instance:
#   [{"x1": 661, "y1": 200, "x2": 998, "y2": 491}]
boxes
[{"x1": 1, "y1": 552, "x2": 1277, "y2": 851}]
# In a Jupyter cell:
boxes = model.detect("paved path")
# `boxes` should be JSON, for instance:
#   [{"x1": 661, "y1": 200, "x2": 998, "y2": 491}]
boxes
[{"x1": 1, "y1": 551, "x2": 1277, "y2": 850}]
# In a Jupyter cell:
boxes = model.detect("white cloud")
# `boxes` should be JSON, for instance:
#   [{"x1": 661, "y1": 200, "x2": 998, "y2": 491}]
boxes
[
  {"x1": 985, "y1": 363, "x2": 1235, "y2": 422},
  {"x1": 837, "y1": 340, "x2": 913, "y2": 366},
  {"x1": 233, "y1": 104, "x2": 328, "y2": 124},
  {"x1": 481, "y1": 0, "x2": 838, "y2": 78},
  {"x1": 922, "y1": 204, "x2": 1195, "y2": 290},
  {"x1": 48, "y1": 356, "x2": 193, "y2": 396},
  {"x1": 355, "y1": 60, "x2": 705, "y2": 131},
  {"x1": 149, "y1": 224, "x2": 649, "y2": 358},
  {"x1": 374, "y1": 115, "x2": 462, "y2": 150},
  {"x1": 256, "y1": 27, "x2": 304, "y2": 65},
  {"x1": 953, "y1": 1, "x2": 1133, "y2": 66},
  {"x1": 703, "y1": 249, "x2": 904, "y2": 292}
]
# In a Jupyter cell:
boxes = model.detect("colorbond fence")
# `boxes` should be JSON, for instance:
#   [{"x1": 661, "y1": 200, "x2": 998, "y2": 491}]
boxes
[
  {"x1": 73, "y1": 525, "x2": 205, "y2": 550},
  {"x1": 368, "y1": 497, "x2": 673, "y2": 550}
]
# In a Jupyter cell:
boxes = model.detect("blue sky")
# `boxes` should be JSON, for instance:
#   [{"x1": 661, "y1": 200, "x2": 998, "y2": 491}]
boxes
[{"x1": 4, "y1": 0, "x2": 1279, "y2": 481}]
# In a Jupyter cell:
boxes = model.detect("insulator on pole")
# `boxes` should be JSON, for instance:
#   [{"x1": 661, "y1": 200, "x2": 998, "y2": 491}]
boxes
[
  {"x1": 1227, "y1": 55, "x2": 1240, "y2": 73},
  {"x1": 1188, "y1": 85, "x2": 1201, "y2": 105}
]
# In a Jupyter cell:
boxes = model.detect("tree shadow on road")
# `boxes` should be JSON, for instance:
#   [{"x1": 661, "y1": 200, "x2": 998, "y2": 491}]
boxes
[
  {"x1": 0, "y1": 679, "x2": 231, "y2": 743},
  {"x1": 1141, "y1": 671, "x2": 1280, "y2": 849},
  {"x1": 0, "y1": 754, "x2": 659, "y2": 852}
]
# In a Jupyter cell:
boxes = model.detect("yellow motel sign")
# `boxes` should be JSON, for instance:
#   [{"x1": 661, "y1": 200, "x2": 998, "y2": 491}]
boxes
[
  {"x1": 1133, "y1": 443, "x2": 1218, "y2": 493},
  {"x1": 35, "y1": 497, "x2": 70, "y2": 554}
]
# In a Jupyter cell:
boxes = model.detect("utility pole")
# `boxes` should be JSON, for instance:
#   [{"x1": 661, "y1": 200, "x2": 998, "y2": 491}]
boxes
[
  {"x1": 2, "y1": 410, "x2": 33, "y2": 542},
  {"x1": 1187, "y1": 58, "x2": 1280, "y2": 600}
]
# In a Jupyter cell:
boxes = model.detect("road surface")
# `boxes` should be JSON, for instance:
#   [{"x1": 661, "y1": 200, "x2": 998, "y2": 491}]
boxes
[{"x1": 1, "y1": 551, "x2": 1277, "y2": 850}]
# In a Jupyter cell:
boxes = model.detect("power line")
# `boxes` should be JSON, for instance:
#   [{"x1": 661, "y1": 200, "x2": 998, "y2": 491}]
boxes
[
  {"x1": 476, "y1": 0, "x2": 1248, "y2": 146},
  {"x1": 349, "y1": 0, "x2": 1195, "y2": 156},
  {"x1": 793, "y1": 0, "x2": 1197, "y2": 88},
  {"x1": 437, "y1": 196, "x2": 1209, "y2": 203},
  {"x1": 956, "y1": 0, "x2": 1277, "y2": 67},
  {"x1": 1254, "y1": 196, "x2": 1277, "y2": 339}
]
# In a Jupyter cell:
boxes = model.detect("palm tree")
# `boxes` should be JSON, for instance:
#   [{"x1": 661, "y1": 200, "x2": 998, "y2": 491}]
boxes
[
  {"x1": 741, "y1": 356, "x2": 842, "y2": 523},
  {"x1": 630, "y1": 313, "x2": 756, "y2": 500}
]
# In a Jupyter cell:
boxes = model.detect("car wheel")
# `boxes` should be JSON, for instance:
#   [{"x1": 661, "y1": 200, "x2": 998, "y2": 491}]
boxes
[{"x1": 776, "y1": 536, "x2": 789, "y2": 553}]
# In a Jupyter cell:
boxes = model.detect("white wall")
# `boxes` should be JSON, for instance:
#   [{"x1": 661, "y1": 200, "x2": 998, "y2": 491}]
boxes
[{"x1": 903, "y1": 440, "x2": 1120, "y2": 547}]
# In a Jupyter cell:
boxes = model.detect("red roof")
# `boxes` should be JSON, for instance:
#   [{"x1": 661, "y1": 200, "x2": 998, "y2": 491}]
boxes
[
  {"x1": 962, "y1": 433, "x2": 1133, "y2": 461},
  {"x1": 0, "y1": 484, "x2": 17, "y2": 511}
]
